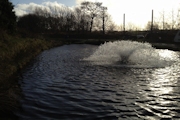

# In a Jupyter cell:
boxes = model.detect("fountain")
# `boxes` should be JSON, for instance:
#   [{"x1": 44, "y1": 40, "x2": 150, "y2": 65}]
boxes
[{"x1": 84, "y1": 40, "x2": 178, "y2": 67}]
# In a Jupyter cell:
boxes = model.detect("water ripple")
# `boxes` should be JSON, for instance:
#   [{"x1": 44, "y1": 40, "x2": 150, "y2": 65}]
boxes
[{"x1": 16, "y1": 44, "x2": 180, "y2": 120}]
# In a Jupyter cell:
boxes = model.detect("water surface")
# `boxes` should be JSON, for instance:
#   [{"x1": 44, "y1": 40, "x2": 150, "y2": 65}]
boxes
[{"x1": 16, "y1": 41, "x2": 180, "y2": 120}]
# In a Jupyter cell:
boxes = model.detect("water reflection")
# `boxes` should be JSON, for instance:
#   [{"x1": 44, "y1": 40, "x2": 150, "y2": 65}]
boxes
[
  {"x1": 140, "y1": 66, "x2": 180, "y2": 119},
  {"x1": 135, "y1": 49, "x2": 180, "y2": 119},
  {"x1": 150, "y1": 67, "x2": 177, "y2": 96}
]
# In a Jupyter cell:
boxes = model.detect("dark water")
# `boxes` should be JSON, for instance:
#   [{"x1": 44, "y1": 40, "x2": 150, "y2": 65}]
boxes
[{"x1": 16, "y1": 42, "x2": 180, "y2": 120}]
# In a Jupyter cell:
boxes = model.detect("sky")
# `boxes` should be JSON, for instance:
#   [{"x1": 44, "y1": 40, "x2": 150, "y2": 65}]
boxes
[{"x1": 10, "y1": 0, "x2": 180, "y2": 29}]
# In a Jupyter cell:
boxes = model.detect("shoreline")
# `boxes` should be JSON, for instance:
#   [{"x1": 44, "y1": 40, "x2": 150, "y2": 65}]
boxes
[
  {"x1": 62, "y1": 38, "x2": 180, "y2": 51},
  {"x1": 0, "y1": 37, "x2": 63, "y2": 120},
  {"x1": 151, "y1": 43, "x2": 180, "y2": 51}
]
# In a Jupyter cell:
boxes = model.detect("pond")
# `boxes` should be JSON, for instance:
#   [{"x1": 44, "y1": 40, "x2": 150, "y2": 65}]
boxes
[{"x1": 16, "y1": 41, "x2": 180, "y2": 120}]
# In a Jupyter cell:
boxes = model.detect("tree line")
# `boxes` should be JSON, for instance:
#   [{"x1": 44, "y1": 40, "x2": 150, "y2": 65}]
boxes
[
  {"x1": 1, "y1": 0, "x2": 180, "y2": 39},
  {"x1": 0, "y1": 0, "x2": 118, "y2": 38},
  {"x1": 0, "y1": 0, "x2": 16, "y2": 33},
  {"x1": 17, "y1": 1, "x2": 116, "y2": 36}
]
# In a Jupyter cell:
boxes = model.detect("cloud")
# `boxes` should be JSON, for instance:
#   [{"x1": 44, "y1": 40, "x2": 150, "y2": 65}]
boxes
[
  {"x1": 75, "y1": 0, "x2": 83, "y2": 5},
  {"x1": 14, "y1": 1, "x2": 67, "y2": 16}
]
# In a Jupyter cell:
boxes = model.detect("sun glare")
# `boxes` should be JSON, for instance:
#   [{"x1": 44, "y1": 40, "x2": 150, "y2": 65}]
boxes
[
  {"x1": 149, "y1": 67, "x2": 178, "y2": 103},
  {"x1": 101, "y1": 0, "x2": 180, "y2": 29}
]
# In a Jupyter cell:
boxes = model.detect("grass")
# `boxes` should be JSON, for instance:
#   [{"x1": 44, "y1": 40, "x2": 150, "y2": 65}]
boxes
[
  {"x1": 0, "y1": 36, "x2": 51, "y2": 81},
  {"x1": 0, "y1": 32, "x2": 63, "y2": 119}
]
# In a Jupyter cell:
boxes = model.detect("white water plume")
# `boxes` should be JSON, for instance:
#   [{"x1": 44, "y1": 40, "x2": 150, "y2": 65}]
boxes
[{"x1": 84, "y1": 40, "x2": 178, "y2": 67}]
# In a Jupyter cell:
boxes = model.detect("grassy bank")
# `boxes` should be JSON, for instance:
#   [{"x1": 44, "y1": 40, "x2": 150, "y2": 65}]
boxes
[{"x1": 0, "y1": 33, "x2": 63, "y2": 119}]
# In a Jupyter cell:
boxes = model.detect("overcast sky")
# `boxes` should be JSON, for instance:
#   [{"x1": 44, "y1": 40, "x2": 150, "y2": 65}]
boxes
[{"x1": 11, "y1": 0, "x2": 180, "y2": 29}]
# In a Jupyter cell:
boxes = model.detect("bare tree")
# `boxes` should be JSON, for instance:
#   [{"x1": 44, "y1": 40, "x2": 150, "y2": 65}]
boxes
[
  {"x1": 74, "y1": 7, "x2": 90, "y2": 32},
  {"x1": 99, "y1": 6, "x2": 108, "y2": 34},
  {"x1": 107, "y1": 20, "x2": 117, "y2": 32},
  {"x1": 74, "y1": 8, "x2": 81, "y2": 32},
  {"x1": 156, "y1": 10, "x2": 179, "y2": 30},
  {"x1": 32, "y1": 8, "x2": 51, "y2": 32},
  {"x1": 146, "y1": 21, "x2": 159, "y2": 31},
  {"x1": 170, "y1": 10, "x2": 175, "y2": 30},
  {"x1": 126, "y1": 22, "x2": 138, "y2": 31},
  {"x1": 81, "y1": 1, "x2": 102, "y2": 32},
  {"x1": 157, "y1": 11, "x2": 165, "y2": 30}
]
